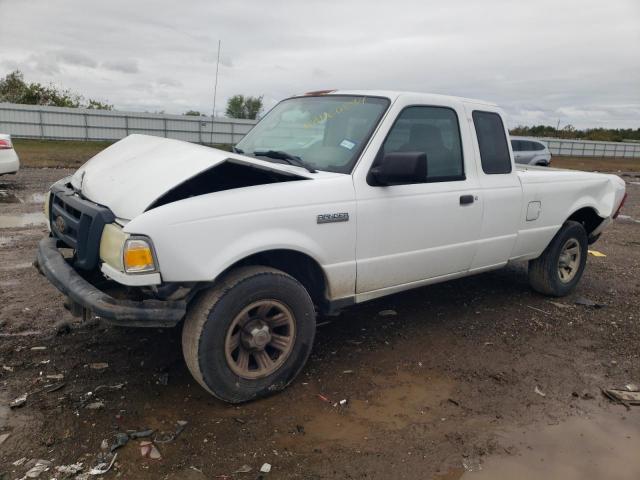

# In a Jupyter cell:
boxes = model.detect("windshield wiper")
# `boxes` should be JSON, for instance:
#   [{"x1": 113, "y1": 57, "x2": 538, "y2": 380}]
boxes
[
  {"x1": 253, "y1": 150, "x2": 317, "y2": 173},
  {"x1": 232, "y1": 146, "x2": 244, "y2": 154}
]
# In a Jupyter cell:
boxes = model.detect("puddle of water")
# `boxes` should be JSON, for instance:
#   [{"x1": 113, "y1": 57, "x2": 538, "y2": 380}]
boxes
[
  {"x1": 462, "y1": 411, "x2": 640, "y2": 480},
  {"x1": 0, "y1": 212, "x2": 46, "y2": 229}
]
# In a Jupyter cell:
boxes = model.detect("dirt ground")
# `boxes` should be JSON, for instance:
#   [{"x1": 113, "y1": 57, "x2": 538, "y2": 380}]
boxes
[{"x1": 1, "y1": 166, "x2": 640, "y2": 479}]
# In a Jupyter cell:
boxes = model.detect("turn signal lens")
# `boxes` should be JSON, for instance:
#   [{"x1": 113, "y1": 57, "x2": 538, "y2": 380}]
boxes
[{"x1": 123, "y1": 238, "x2": 156, "y2": 273}]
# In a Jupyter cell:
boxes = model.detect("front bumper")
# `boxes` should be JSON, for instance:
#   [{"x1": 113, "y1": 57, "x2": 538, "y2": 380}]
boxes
[{"x1": 35, "y1": 237, "x2": 186, "y2": 327}]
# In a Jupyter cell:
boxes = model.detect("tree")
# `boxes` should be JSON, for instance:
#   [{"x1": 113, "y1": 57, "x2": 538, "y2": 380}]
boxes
[
  {"x1": 0, "y1": 70, "x2": 112, "y2": 110},
  {"x1": 183, "y1": 110, "x2": 204, "y2": 116},
  {"x1": 225, "y1": 94, "x2": 263, "y2": 120}
]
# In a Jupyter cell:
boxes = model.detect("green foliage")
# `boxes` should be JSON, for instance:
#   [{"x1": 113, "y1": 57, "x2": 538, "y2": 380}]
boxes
[
  {"x1": 510, "y1": 124, "x2": 640, "y2": 142},
  {"x1": 0, "y1": 70, "x2": 112, "y2": 110},
  {"x1": 183, "y1": 110, "x2": 204, "y2": 116},
  {"x1": 225, "y1": 94, "x2": 263, "y2": 120}
]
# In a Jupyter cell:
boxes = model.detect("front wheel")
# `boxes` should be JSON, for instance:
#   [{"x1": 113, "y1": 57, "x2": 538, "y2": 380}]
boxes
[
  {"x1": 528, "y1": 221, "x2": 588, "y2": 297},
  {"x1": 182, "y1": 266, "x2": 316, "y2": 403}
]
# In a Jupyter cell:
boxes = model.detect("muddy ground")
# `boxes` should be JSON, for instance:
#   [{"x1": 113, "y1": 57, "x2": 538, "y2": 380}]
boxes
[{"x1": 1, "y1": 167, "x2": 640, "y2": 479}]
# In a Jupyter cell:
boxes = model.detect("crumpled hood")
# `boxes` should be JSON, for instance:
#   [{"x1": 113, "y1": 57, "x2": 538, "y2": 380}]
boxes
[{"x1": 72, "y1": 134, "x2": 316, "y2": 220}]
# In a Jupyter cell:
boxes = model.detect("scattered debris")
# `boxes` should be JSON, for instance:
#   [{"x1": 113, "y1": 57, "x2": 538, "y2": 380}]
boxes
[
  {"x1": 378, "y1": 309, "x2": 397, "y2": 317},
  {"x1": 2, "y1": 365, "x2": 14, "y2": 372},
  {"x1": 129, "y1": 429, "x2": 154, "y2": 439},
  {"x1": 13, "y1": 457, "x2": 27, "y2": 466},
  {"x1": 89, "y1": 453, "x2": 117, "y2": 475},
  {"x1": 54, "y1": 320, "x2": 72, "y2": 335},
  {"x1": 89, "y1": 362, "x2": 109, "y2": 370},
  {"x1": 342, "y1": 370, "x2": 354, "y2": 374},
  {"x1": 44, "y1": 381, "x2": 66, "y2": 393},
  {"x1": 462, "y1": 455, "x2": 482, "y2": 472},
  {"x1": 0, "y1": 433, "x2": 10, "y2": 445},
  {"x1": 260, "y1": 463, "x2": 272, "y2": 473},
  {"x1": 575, "y1": 297, "x2": 606, "y2": 309},
  {"x1": 534, "y1": 386, "x2": 546, "y2": 397},
  {"x1": 339, "y1": 399, "x2": 348, "y2": 406},
  {"x1": 85, "y1": 401, "x2": 105, "y2": 410},
  {"x1": 55, "y1": 463, "x2": 83, "y2": 475},
  {"x1": 24, "y1": 459, "x2": 52, "y2": 478},
  {"x1": 548, "y1": 301, "x2": 572, "y2": 309},
  {"x1": 140, "y1": 441, "x2": 162, "y2": 459},
  {"x1": 110, "y1": 432, "x2": 129, "y2": 452},
  {"x1": 233, "y1": 417, "x2": 246, "y2": 424},
  {"x1": 317, "y1": 394, "x2": 331, "y2": 403},
  {"x1": 45, "y1": 373, "x2": 64, "y2": 380},
  {"x1": 602, "y1": 387, "x2": 640, "y2": 408},
  {"x1": 626, "y1": 384, "x2": 640, "y2": 392},
  {"x1": 156, "y1": 372, "x2": 169, "y2": 386},
  {"x1": 588, "y1": 249, "x2": 607, "y2": 257},
  {"x1": 10, "y1": 393, "x2": 27, "y2": 408},
  {"x1": 234, "y1": 465, "x2": 252, "y2": 474},
  {"x1": 94, "y1": 383, "x2": 125, "y2": 392},
  {"x1": 527, "y1": 305, "x2": 551, "y2": 315},
  {"x1": 154, "y1": 420, "x2": 188, "y2": 443},
  {"x1": 30, "y1": 346, "x2": 47, "y2": 351},
  {"x1": 447, "y1": 398, "x2": 460, "y2": 407}
]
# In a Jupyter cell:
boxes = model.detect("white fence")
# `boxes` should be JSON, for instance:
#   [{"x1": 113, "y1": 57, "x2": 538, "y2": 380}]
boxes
[
  {"x1": 542, "y1": 138, "x2": 640, "y2": 158},
  {"x1": 0, "y1": 103, "x2": 257, "y2": 145}
]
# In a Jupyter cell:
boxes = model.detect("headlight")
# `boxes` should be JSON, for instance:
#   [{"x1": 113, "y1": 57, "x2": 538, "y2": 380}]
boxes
[
  {"x1": 123, "y1": 238, "x2": 156, "y2": 273},
  {"x1": 99, "y1": 224, "x2": 157, "y2": 274}
]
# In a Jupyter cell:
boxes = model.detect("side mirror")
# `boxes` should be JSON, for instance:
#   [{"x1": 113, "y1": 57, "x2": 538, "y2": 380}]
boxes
[{"x1": 370, "y1": 152, "x2": 427, "y2": 186}]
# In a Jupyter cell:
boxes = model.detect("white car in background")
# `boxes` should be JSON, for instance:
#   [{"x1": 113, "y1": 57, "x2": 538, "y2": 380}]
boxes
[
  {"x1": 0, "y1": 134, "x2": 20, "y2": 175},
  {"x1": 510, "y1": 137, "x2": 551, "y2": 166}
]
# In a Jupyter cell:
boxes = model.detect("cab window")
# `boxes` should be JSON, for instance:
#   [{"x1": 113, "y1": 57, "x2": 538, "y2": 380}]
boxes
[
  {"x1": 472, "y1": 111, "x2": 512, "y2": 174},
  {"x1": 376, "y1": 106, "x2": 465, "y2": 182}
]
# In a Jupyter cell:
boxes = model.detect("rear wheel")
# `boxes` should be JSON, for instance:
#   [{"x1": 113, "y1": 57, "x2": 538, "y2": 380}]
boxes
[
  {"x1": 182, "y1": 266, "x2": 316, "y2": 403},
  {"x1": 528, "y1": 221, "x2": 588, "y2": 297}
]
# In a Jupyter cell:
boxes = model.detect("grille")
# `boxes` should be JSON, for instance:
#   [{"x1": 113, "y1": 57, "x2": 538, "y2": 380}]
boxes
[{"x1": 49, "y1": 183, "x2": 115, "y2": 270}]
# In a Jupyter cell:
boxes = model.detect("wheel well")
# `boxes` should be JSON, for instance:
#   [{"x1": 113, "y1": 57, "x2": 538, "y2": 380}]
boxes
[
  {"x1": 567, "y1": 207, "x2": 604, "y2": 235},
  {"x1": 223, "y1": 249, "x2": 328, "y2": 310}
]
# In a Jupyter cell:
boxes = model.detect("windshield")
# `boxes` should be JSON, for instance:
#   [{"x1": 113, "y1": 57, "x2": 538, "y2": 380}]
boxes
[{"x1": 235, "y1": 95, "x2": 390, "y2": 174}]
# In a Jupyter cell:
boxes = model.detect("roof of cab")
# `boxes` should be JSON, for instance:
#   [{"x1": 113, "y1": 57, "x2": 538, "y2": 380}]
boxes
[{"x1": 319, "y1": 89, "x2": 498, "y2": 108}]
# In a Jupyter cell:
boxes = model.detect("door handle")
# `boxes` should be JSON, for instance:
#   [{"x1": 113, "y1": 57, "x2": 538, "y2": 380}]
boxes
[{"x1": 460, "y1": 195, "x2": 475, "y2": 205}]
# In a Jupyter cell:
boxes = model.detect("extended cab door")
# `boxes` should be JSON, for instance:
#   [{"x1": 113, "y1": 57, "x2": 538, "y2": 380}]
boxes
[
  {"x1": 464, "y1": 107, "x2": 522, "y2": 270},
  {"x1": 352, "y1": 96, "x2": 483, "y2": 299}
]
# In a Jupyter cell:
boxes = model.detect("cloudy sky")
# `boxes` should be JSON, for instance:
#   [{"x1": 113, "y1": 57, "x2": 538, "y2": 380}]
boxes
[{"x1": 0, "y1": 0, "x2": 638, "y2": 128}]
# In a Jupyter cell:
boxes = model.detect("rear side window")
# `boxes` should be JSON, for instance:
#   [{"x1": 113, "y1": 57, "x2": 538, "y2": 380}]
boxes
[
  {"x1": 472, "y1": 111, "x2": 511, "y2": 174},
  {"x1": 533, "y1": 141, "x2": 546, "y2": 151},
  {"x1": 511, "y1": 139, "x2": 523, "y2": 151}
]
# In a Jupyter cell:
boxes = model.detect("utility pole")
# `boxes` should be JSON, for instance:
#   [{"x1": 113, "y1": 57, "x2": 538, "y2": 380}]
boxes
[{"x1": 210, "y1": 39, "x2": 221, "y2": 145}]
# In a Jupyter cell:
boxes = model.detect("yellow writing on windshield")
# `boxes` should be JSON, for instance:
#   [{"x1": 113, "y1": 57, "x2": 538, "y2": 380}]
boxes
[{"x1": 303, "y1": 97, "x2": 366, "y2": 128}]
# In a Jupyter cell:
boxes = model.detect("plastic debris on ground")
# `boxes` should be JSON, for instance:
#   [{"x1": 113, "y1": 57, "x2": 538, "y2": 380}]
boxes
[
  {"x1": 534, "y1": 386, "x2": 546, "y2": 397},
  {"x1": 85, "y1": 401, "x2": 105, "y2": 410},
  {"x1": 55, "y1": 463, "x2": 83, "y2": 475},
  {"x1": 129, "y1": 429, "x2": 154, "y2": 439},
  {"x1": 574, "y1": 297, "x2": 606, "y2": 309},
  {"x1": 154, "y1": 420, "x2": 188, "y2": 443},
  {"x1": 10, "y1": 393, "x2": 27, "y2": 408},
  {"x1": 140, "y1": 441, "x2": 162, "y2": 459},
  {"x1": 378, "y1": 309, "x2": 397, "y2": 317},
  {"x1": 89, "y1": 452, "x2": 117, "y2": 475},
  {"x1": 602, "y1": 384, "x2": 640, "y2": 408},
  {"x1": 234, "y1": 465, "x2": 252, "y2": 473},
  {"x1": 110, "y1": 432, "x2": 129, "y2": 452},
  {"x1": 23, "y1": 459, "x2": 52, "y2": 478},
  {"x1": 260, "y1": 463, "x2": 272, "y2": 473},
  {"x1": 89, "y1": 362, "x2": 109, "y2": 370},
  {"x1": 588, "y1": 249, "x2": 607, "y2": 257}
]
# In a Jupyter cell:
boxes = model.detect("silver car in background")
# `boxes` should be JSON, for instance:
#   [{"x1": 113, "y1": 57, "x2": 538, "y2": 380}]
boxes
[
  {"x1": 0, "y1": 134, "x2": 20, "y2": 175},
  {"x1": 510, "y1": 137, "x2": 551, "y2": 166}
]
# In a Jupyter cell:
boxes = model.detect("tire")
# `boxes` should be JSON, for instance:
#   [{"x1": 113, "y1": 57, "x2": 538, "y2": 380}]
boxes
[
  {"x1": 182, "y1": 266, "x2": 316, "y2": 403},
  {"x1": 528, "y1": 220, "x2": 588, "y2": 297}
]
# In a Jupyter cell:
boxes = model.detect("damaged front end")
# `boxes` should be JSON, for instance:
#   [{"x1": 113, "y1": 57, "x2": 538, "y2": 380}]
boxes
[{"x1": 36, "y1": 178, "x2": 193, "y2": 327}]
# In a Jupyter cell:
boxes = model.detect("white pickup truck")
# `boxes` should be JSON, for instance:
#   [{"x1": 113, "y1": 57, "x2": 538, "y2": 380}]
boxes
[{"x1": 36, "y1": 90, "x2": 627, "y2": 403}]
